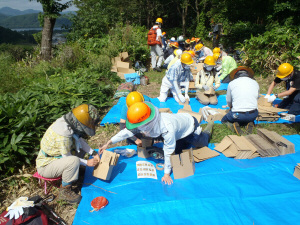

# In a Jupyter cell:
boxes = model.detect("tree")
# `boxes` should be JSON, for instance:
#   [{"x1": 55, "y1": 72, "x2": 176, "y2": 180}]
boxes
[{"x1": 31, "y1": 0, "x2": 71, "y2": 60}]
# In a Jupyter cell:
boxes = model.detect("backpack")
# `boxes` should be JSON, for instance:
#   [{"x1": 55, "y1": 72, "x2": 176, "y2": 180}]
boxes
[{"x1": 147, "y1": 28, "x2": 160, "y2": 46}]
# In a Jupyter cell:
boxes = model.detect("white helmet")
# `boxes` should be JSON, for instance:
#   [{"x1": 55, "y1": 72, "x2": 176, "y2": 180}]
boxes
[
  {"x1": 170, "y1": 37, "x2": 176, "y2": 42},
  {"x1": 177, "y1": 35, "x2": 184, "y2": 42}
]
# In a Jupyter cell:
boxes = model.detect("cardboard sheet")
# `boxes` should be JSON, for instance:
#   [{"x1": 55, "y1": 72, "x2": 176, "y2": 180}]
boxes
[{"x1": 74, "y1": 135, "x2": 300, "y2": 225}]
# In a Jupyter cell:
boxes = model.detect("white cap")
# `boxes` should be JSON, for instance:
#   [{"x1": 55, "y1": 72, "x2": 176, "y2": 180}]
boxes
[{"x1": 170, "y1": 37, "x2": 176, "y2": 41}]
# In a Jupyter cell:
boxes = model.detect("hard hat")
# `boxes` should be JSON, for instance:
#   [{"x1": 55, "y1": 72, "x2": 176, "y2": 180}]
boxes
[
  {"x1": 174, "y1": 49, "x2": 183, "y2": 57},
  {"x1": 213, "y1": 53, "x2": 220, "y2": 61},
  {"x1": 162, "y1": 32, "x2": 166, "y2": 36},
  {"x1": 276, "y1": 63, "x2": 294, "y2": 79},
  {"x1": 126, "y1": 102, "x2": 156, "y2": 129},
  {"x1": 71, "y1": 104, "x2": 99, "y2": 136},
  {"x1": 156, "y1": 18, "x2": 163, "y2": 24},
  {"x1": 187, "y1": 50, "x2": 196, "y2": 57},
  {"x1": 190, "y1": 37, "x2": 196, "y2": 42},
  {"x1": 195, "y1": 38, "x2": 200, "y2": 43},
  {"x1": 170, "y1": 37, "x2": 176, "y2": 42},
  {"x1": 204, "y1": 56, "x2": 216, "y2": 66},
  {"x1": 213, "y1": 47, "x2": 221, "y2": 53},
  {"x1": 181, "y1": 52, "x2": 194, "y2": 65},
  {"x1": 185, "y1": 39, "x2": 191, "y2": 44},
  {"x1": 126, "y1": 91, "x2": 144, "y2": 108},
  {"x1": 178, "y1": 35, "x2": 184, "y2": 42},
  {"x1": 229, "y1": 66, "x2": 254, "y2": 80},
  {"x1": 195, "y1": 43, "x2": 203, "y2": 51},
  {"x1": 170, "y1": 42, "x2": 179, "y2": 48},
  {"x1": 91, "y1": 197, "x2": 108, "y2": 211}
]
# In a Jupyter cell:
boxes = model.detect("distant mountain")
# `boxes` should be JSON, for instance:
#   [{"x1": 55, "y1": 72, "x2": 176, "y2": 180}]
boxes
[
  {"x1": 0, "y1": 13, "x2": 72, "y2": 29},
  {"x1": 0, "y1": 13, "x2": 8, "y2": 20},
  {"x1": 0, "y1": 7, "x2": 41, "y2": 16}
]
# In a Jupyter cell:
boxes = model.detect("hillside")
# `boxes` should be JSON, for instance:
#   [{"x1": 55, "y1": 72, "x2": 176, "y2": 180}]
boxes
[
  {"x1": 0, "y1": 13, "x2": 72, "y2": 29},
  {"x1": 0, "y1": 26, "x2": 36, "y2": 44},
  {"x1": 0, "y1": 7, "x2": 41, "y2": 16}
]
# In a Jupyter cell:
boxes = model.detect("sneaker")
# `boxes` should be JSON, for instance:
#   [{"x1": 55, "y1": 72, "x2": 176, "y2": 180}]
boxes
[
  {"x1": 233, "y1": 122, "x2": 243, "y2": 136},
  {"x1": 59, "y1": 185, "x2": 82, "y2": 204},
  {"x1": 246, "y1": 122, "x2": 254, "y2": 134},
  {"x1": 155, "y1": 67, "x2": 162, "y2": 72}
]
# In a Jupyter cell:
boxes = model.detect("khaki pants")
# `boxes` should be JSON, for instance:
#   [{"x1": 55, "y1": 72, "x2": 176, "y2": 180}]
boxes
[
  {"x1": 196, "y1": 91, "x2": 218, "y2": 105},
  {"x1": 37, "y1": 156, "x2": 80, "y2": 183}
]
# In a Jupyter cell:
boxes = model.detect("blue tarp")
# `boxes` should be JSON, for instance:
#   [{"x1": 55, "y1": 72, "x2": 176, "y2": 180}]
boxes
[
  {"x1": 100, "y1": 95, "x2": 300, "y2": 125},
  {"x1": 73, "y1": 135, "x2": 300, "y2": 225}
]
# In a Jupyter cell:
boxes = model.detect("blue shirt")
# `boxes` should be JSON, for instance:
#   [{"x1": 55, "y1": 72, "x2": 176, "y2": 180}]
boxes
[{"x1": 166, "y1": 60, "x2": 192, "y2": 82}]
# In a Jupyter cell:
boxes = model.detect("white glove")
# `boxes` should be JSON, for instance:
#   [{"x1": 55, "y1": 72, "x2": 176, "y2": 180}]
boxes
[
  {"x1": 185, "y1": 94, "x2": 190, "y2": 101},
  {"x1": 213, "y1": 86, "x2": 218, "y2": 90},
  {"x1": 264, "y1": 94, "x2": 270, "y2": 99},
  {"x1": 267, "y1": 94, "x2": 276, "y2": 103},
  {"x1": 202, "y1": 85, "x2": 209, "y2": 91},
  {"x1": 5, "y1": 197, "x2": 34, "y2": 220},
  {"x1": 178, "y1": 94, "x2": 186, "y2": 103}
]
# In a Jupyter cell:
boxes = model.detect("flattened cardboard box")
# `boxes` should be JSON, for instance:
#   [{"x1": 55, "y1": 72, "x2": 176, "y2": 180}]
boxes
[
  {"x1": 159, "y1": 108, "x2": 172, "y2": 113},
  {"x1": 258, "y1": 96, "x2": 272, "y2": 107},
  {"x1": 193, "y1": 147, "x2": 219, "y2": 163},
  {"x1": 137, "y1": 137, "x2": 153, "y2": 158},
  {"x1": 93, "y1": 150, "x2": 119, "y2": 180},
  {"x1": 293, "y1": 164, "x2": 300, "y2": 180},
  {"x1": 171, "y1": 149, "x2": 195, "y2": 179}
]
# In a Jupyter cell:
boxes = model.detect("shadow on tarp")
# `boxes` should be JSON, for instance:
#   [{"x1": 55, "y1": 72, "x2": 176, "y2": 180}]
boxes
[
  {"x1": 74, "y1": 135, "x2": 300, "y2": 225},
  {"x1": 100, "y1": 95, "x2": 300, "y2": 126}
]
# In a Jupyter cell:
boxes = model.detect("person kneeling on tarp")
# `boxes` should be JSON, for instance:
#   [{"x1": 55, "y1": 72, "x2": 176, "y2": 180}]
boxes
[
  {"x1": 195, "y1": 55, "x2": 220, "y2": 105},
  {"x1": 213, "y1": 49, "x2": 237, "y2": 83},
  {"x1": 120, "y1": 91, "x2": 151, "y2": 146},
  {"x1": 265, "y1": 63, "x2": 300, "y2": 115},
  {"x1": 221, "y1": 66, "x2": 259, "y2": 135},
  {"x1": 99, "y1": 102, "x2": 214, "y2": 185},
  {"x1": 36, "y1": 104, "x2": 100, "y2": 204},
  {"x1": 157, "y1": 52, "x2": 193, "y2": 103}
]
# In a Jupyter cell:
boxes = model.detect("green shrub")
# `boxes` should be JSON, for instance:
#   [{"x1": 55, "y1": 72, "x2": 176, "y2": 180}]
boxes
[{"x1": 240, "y1": 23, "x2": 300, "y2": 77}]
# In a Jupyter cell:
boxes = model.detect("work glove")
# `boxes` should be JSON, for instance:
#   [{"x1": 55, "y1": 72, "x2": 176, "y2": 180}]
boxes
[
  {"x1": 213, "y1": 85, "x2": 218, "y2": 90},
  {"x1": 178, "y1": 94, "x2": 186, "y2": 103},
  {"x1": 267, "y1": 94, "x2": 276, "y2": 103},
  {"x1": 5, "y1": 197, "x2": 34, "y2": 220},
  {"x1": 202, "y1": 85, "x2": 209, "y2": 91},
  {"x1": 264, "y1": 94, "x2": 270, "y2": 99}
]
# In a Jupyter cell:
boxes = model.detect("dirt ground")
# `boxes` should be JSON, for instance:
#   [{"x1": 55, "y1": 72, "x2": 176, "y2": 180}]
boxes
[{"x1": 0, "y1": 67, "x2": 295, "y2": 225}]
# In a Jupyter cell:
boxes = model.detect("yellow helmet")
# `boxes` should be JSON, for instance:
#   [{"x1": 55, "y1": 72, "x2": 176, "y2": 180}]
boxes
[
  {"x1": 213, "y1": 53, "x2": 220, "y2": 61},
  {"x1": 187, "y1": 50, "x2": 196, "y2": 57},
  {"x1": 195, "y1": 43, "x2": 203, "y2": 51},
  {"x1": 181, "y1": 52, "x2": 194, "y2": 65},
  {"x1": 156, "y1": 18, "x2": 163, "y2": 24},
  {"x1": 276, "y1": 63, "x2": 294, "y2": 79},
  {"x1": 126, "y1": 91, "x2": 144, "y2": 108},
  {"x1": 204, "y1": 56, "x2": 216, "y2": 66},
  {"x1": 213, "y1": 47, "x2": 221, "y2": 53}
]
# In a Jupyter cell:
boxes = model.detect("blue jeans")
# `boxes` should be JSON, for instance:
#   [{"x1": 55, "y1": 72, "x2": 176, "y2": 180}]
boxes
[
  {"x1": 278, "y1": 91, "x2": 300, "y2": 115},
  {"x1": 221, "y1": 109, "x2": 258, "y2": 125}
]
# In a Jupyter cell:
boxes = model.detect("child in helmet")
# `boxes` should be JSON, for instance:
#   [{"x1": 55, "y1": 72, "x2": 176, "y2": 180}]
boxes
[
  {"x1": 99, "y1": 102, "x2": 214, "y2": 185},
  {"x1": 120, "y1": 91, "x2": 151, "y2": 146},
  {"x1": 36, "y1": 104, "x2": 100, "y2": 204},
  {"x1": 157, "y1": 52, "x2": 193, "y2": 103},
  {"x1": 195, "y1": 55, "x2": 220, "y2": 105}
]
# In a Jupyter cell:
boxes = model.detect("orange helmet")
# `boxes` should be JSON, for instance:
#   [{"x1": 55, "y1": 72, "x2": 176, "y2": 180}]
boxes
[
  {"x1": 190, "y1": 37, "x2": 196, "y2": 42},
  {"x1": 195, "y1": 38, "x2": 200, "y2": 43},
  {"x1": 162, "y1": 31, "x2": 166, "y2": 36},
  {"x1": 170, "y1": 42, "x2": 179, "y2": 48},
  {"x1": 126, "y1": 91, "x2": 144, "y2": 108},
  {"x1": 185, "y1": 39, "x2": 191, "y2": 44}
]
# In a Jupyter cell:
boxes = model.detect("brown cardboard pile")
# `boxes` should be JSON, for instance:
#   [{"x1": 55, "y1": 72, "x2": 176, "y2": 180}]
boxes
[
  {"x1": 293, "y1": 164, "x2": 300, "y2": 180},
  {"x1": 200, "y1": 107, "x2": 228, "y2": 122},
  {"x1": 93, "y1": 150, "x2": 120, "y2": 180},
  {"x1": 171, "y1": 149, "x2": 195, "y2": 179},
  {"x1": 177, "y1": 104, "x2": 202, "y2": 122},
  {"x1": 214, "y1": 128, "x2": 295, "y2": 159},
  {"x1": 257, "y1": 96, "x2": 287, "y2": 121},
  {"x1": 111, "y1": 52, "x2": 135, "y2": 79},
  {"x1": 193, "y1": 147, "x2": 220, "y2": 162}
]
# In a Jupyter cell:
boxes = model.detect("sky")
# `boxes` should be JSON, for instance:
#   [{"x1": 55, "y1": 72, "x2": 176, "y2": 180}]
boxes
[{"x1": 0, "y1": 0, "x2": 77, "y2": 11}]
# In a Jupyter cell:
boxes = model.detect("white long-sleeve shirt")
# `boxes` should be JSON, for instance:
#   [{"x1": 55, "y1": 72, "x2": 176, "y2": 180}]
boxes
[
  {"x1": 226, "y1": 77, "x2": 259, "y2": 112},
  {"x1": 110, "y1": 113, "x2": 195, "y2": 174}
]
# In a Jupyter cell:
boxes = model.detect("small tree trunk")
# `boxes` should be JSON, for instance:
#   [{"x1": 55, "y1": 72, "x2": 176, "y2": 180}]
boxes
[{"x1": 41, "y1": 16, "x2": 56, "y2": 60}]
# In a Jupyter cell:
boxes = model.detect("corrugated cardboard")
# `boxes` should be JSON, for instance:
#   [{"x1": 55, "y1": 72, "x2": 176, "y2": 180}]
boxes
[
  {"x1": 111, "y1": 56, "x2": 121, "y2": 66},
  {"x1": 214, "y1": 136, "x2": 233, "y2": 152},
  {"x1": 117, "y1": 72, "x2": 125, "y2": 79},
  {"x1": 258, "y1": 96, "x2": 272, "y2": 107},
  {"x1": 171, "y1": 149, "x2": 195, "y2": 179},
  {"x1": 193, "y1": 147, "x2": 220, "y2": 162},
  {"x1": 177, "y1": 109, "x2": 202, "y2": 122},
  {"x1": 189, "y1": 81, "x2": 196, "y2": 89},
  {"x1": 111, "y1": 66, "x2": 118, "y2": 73},
  {"x1": 293, "y1": 164, "x2": 300, "y2": 180},
  {"x1": 159, "y1": 108, "x2": 172, "y2": 113},
  {"x1": 137, "y1": 137, "x2": 153, "y2": 158},
  {"x1": 93, "y1": 150, "x2": 119, "y2": 180},
  {"x1": 137, "y1": 147, "x2": 150, "y2": 158},
  {"x1": 222, "y1": 144, "x2": 239, "y2": 158},
  {"x1": 119, "y1": 52, "x2": 129, "y2": 61}
]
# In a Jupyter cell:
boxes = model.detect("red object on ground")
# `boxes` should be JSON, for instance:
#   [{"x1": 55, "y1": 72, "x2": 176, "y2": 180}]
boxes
[
  {"x1": 91, "y1": 197, "x2": 109, "y2": 211},
  {"x1": 33, "y1": 172, "x2": 61, "y2": 195}
]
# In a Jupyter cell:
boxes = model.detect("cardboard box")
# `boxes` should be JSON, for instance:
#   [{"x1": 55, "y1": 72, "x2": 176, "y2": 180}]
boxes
[
  {"x1": 258, "y1": 96, "x2": 272, "y2": 107},
  {"x1": 137, "y1": 137, "x2": 153, "y2": 158},
  {"x1": 117, "y1": 72, "x2": 125, "y2": 79},
  {"x1": 111, "y1": 57, "x2": 121, "y2": 66},
  {"x1": 137, "y1": 147, "x2": 151, "y2": 158},
  {"x1": 193, "y1": 147, "x2": 219, "y2": 162},
  {"x1": 293, "y1": 164, "x2": 300, "y2": 180},
  {"x1": 171, "y1": 149, "x2": 195, "y2": 179},
  {"x1": 93, "y1": 150, "x2": 119, "y2": 180},
  {"x1": 119, "y1": 52, "x2": 129, "y2": 61},
  {"x1": 111, "y1": 66, "x2": 118, "y2": 73},
  {"x1": 159, "y1": 108, "x2": 172, "y2": 113}
]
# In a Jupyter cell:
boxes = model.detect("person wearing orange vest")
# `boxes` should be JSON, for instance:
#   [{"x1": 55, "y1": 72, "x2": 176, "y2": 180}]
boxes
[
  {"x1": 148, "y1": 18, "x2": 164, "y2": 72},
  {"x1": 265, "y1": 63, "x2": 300, "y2": 115},
  {"x1": 99, "y1": 102, "x2": 214, "y2": 185}
]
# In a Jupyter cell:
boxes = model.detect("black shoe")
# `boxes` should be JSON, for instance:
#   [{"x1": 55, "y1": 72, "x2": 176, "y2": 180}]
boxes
[
  {"x1": 246, "y1": 122, "x2": 254, "y2": 134},
  {"x1": 233, "y1": 122, "x2": 243, "y2": 136},
  {"x1": 155, "y1": 67, "x2": 162, "y2": 72}
]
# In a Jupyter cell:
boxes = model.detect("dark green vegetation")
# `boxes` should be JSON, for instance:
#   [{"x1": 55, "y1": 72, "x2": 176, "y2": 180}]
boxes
[
  {"x1": 0, "y1": 0, "x2": 299, "y2": 178},
  {"x1": 0, "y1": 26, "x2": 36, "y2": 44}
]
